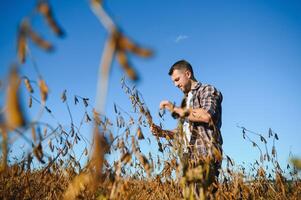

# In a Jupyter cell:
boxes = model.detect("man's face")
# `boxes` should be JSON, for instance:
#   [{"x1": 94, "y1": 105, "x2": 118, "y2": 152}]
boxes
[{"x1": 171, "y1": 69, "x2": 191, "y2": 94}]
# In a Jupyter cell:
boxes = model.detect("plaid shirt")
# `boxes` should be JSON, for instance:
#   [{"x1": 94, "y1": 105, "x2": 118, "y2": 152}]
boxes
[{"x1": 182, "y1": 82, "x2": 223, "y2": 160}]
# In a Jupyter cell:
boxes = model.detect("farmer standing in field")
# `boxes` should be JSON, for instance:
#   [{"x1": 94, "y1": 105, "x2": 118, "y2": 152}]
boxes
[{"x1": 151, "y1": 60, "x2": 223, "y2": 193}]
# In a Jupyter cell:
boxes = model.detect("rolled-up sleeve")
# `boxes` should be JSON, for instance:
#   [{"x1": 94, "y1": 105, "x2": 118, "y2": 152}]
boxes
[
  {"x1": 190, "y1": 83, "x2": 223, "y2": 157},
  {"x1": 199, "y1": 85, "x2": 223, "y2": 122}
]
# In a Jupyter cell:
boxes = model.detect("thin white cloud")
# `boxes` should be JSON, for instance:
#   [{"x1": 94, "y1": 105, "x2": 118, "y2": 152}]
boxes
[{"x1": 175, "y1": 35, "x2": 189, "y2": 43}]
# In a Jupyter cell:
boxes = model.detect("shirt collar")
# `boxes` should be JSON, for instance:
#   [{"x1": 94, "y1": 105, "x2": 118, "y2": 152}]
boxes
[
  {"x1": 191, "y1": 81, "x2": 202, "y2": 91},
  {"x1": 184, "y1": 82, "x2": 201, "y2": 97}
]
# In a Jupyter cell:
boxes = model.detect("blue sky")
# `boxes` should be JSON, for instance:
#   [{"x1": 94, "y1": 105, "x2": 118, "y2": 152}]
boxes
[{"x1": 1, "y1": 0, "x2": 301, "y2": 171}]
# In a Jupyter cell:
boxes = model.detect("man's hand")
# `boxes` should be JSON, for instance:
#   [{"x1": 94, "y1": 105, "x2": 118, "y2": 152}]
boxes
[
  {"x1": 150, "y1": 123, "x2": 163, "y2": 137},
  {"x1": 160, "y1": 100, "x2": 189, "y2": 119},
  {"x1": 159, "y1": 100, "x2": 174, "y2": 112},
  {"x1": 150, "y1": 123, "x2": 174, "y2": 139}
]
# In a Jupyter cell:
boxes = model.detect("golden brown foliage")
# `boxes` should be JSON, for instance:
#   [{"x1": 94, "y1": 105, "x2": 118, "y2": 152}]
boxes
[
  {"x1": 5, "y1": 67, "x2": 26, "y2": 130},
  {"x1": 1, "y1": 1, "x2": 300, "y2": 200}
]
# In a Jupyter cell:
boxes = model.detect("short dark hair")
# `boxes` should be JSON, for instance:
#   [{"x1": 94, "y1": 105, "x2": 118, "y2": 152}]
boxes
[{"x1": 168, "y1": 60, "x2": 194, "y2": 77}]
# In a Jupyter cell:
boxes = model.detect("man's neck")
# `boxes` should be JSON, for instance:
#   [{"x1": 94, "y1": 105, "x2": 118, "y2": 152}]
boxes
[
  {"x1": 190, "y1": 80, "x2": 198, "y2": 90},
  {"x1": 184, "y1": 80, "x2": 198, "y2": 95}
]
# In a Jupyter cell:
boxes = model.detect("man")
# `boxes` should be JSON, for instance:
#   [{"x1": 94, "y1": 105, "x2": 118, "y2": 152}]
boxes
[{"x1": 151, "y1": 60, "x2": 223, "y2": 193}]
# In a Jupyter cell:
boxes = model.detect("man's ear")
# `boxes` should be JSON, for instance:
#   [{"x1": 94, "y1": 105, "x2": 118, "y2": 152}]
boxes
[{"x1": 185, "y1": 70, "x2": 191, "y2": 78}]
